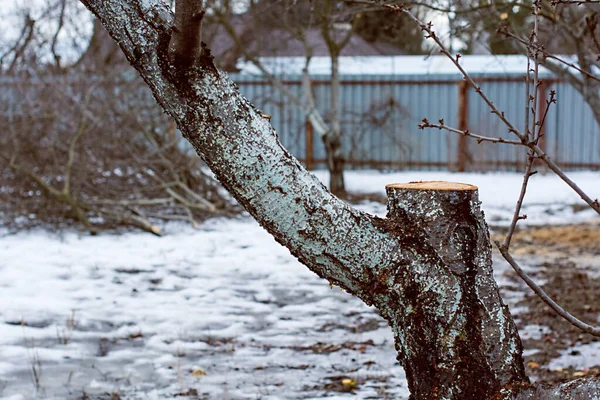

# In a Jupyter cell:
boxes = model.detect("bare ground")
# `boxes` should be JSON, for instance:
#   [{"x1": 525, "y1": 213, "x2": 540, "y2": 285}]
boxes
[{"x1": 493, "y1": 223, "x2": 600, "y2": 384}]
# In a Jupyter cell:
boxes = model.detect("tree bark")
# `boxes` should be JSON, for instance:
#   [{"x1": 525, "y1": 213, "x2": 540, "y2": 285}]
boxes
[
  {"x1": 384, "y1": 182, "x2": 527, "y2": 398},
  {"x1": 324, "y1": 50, "x2": 346, "y2": 197},
  {"x1": 76, "y1": 0, "x2": 600, "y2": 397}
]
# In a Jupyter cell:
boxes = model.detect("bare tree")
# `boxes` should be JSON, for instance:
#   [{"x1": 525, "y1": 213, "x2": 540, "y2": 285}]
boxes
[
  {"x1": 76, "y1": 0, "x2": 600, "y2": 397},
  {"x1": 210, "y1": 0, "x2": 354, "y2": 196},
  {"x1": 0, "y1": 75, "x2": 235, "y2": 234},
  {"x1": 210, "y1": 0, "x2": 411, "y2": 196},
  {"x1": 416, "y1": 0, "x2": 600, "y2": 130},
  {"x1": 0, "y1": 0, "x2": 93, "y2": 75}
]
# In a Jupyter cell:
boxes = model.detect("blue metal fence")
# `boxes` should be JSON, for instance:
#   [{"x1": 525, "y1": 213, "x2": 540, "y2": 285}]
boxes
[
  {"x1": 230, "y1": 72, "x2": 600, "y2": 171},
  {"x1": 2, "y1": 73, "x2": 598, "y2": 171}
]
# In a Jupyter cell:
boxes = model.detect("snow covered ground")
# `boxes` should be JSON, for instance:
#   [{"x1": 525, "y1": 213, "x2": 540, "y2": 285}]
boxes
[
  {"x1": 312, "y1": 170, "x2": 600, "y2": 228},
  {"x1": 0, "y1": 170, "x2": 598, "y2": 399}
]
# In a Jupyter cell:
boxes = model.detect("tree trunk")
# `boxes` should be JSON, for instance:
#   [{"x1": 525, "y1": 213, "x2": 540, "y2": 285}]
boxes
[
  {"x1": 384, "y1": 182, "x2": 527, "y2": 398},
  {"x1": 76, "y1": 0, "x2": 600, "y2": 397},
  {"x1": 323, "y1": 131, "x2": 345, "y2": 197},
  {"x1": 325, "y1": 50, "x2": 346, "y2": 197}
]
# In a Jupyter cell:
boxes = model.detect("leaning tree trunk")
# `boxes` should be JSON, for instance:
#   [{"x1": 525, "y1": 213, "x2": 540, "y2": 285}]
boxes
[{"x1": 78, "y1": 0, "x2": 600, "y2": 397}]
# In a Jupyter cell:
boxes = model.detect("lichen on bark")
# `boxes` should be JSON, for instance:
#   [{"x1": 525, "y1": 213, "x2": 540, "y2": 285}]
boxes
[{"x1": 76, "y1": 1, "x2": 600, "y2": 398}]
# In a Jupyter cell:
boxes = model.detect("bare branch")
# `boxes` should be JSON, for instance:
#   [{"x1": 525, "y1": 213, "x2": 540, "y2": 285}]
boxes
[
  {"x1": 168, "y1": 0, "x2": 205, "y2": 69},
  {"x1": 50, "y1": 0, "x2": 68, "y2": 70},
  {"x1": 392, "y1": 6, "x2": 528, "y2": 142},
  {"x1": 503, "y1": 151, "x2": 536, "y2": 249},
  {"x1": 88, "y1": 198, "x2": 173, "y2": 206},
  {"x1": 497, "y1": 244, "x2": 600, "y2": 337},
  {"x1": 501, "y1": 29, "x2": 600, "y2": 86},
  {"x1": 418, "y1": 119, "x2": 523, "y2": 145},
  {"x1": 7, "y1": 15, "x2": 36, "y2": 74},
  {"x1": 63, "y1": 84, "x2": 99, "y2": 195}
]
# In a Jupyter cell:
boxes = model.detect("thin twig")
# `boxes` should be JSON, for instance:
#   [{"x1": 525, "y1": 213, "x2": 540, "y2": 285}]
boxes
[
  {"x1": 418, "y1": 119, "x2": 523, "y2": 145},
  {"x1": 88, "y1": 198, "x2": 173, "y2": 206},
  {"x1": 530, "y1": 1, "x2": 540, "y2": 143},
  {"x1": 378, "y1": 2, "x2": 600, "y2": 215},
  {"x1": 497, "y1": 244, "x2": 600, "y2": 337},
  {"x1": 525, "y1": 34, "x2": 532, "y2": 140},
  {"x1": 501, "y1": 30, "x2": 600, "y2": 85},
  {"x1": 503, "y1": 0, "x2": 542, "y2": 248},
  {"x1": 503, "y1": 151, "x2": 536, "y2": 248}
]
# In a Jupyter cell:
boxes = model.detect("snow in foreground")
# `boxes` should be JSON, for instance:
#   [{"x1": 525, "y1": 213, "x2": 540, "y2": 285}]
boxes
[{"x1": 0, "y1": 170, "x2": 598, "y2": 399}]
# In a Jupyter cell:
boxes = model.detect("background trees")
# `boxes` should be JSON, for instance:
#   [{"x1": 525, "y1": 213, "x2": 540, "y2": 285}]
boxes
[
  {"x1": 206, "y1": 0, "x2": 425, "y2": 196},
  {"x1": 0, "y1": 0, "x2": 234, "y2": 234}
]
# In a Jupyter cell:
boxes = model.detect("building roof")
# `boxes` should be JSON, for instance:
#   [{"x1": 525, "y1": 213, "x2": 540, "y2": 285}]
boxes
[{"x1": 236, "y1": 55, "x2": 556, "y2": 76}]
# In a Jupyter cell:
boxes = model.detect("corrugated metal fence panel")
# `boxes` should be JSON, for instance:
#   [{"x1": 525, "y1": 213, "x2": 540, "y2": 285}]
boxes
[
  {"x1": 550, "y1": 81, "x2": 600, "y2": 167},
  {"x1": 231, "y1": 73, "x2": 465, "y2": 169},
  {"x1": 230, "y1": 72, "x2": 599, "y2": 171},
  {"x1": 3, "y1": 74, "x2": 598, "y2": 171}
]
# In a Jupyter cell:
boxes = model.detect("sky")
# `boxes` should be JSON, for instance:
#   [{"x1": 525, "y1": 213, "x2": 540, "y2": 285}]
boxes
[{"x1": 1, "y1": 0, "x2": 93, "y2": 67}]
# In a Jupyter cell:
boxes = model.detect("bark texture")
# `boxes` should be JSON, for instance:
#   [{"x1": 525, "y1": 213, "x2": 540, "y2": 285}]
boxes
[
  {"x1": 516, "y1": 376, "x2": 600, "y2": 399},
  {"x1": 384, "y1": 182, "x2": 527, "y2": 398},
  {"x1": 168, "y1": 0, "x2": 204, "y2": 69},
  {"x1": 75, "y1": 1, "x2": 599, "y2": 398}
]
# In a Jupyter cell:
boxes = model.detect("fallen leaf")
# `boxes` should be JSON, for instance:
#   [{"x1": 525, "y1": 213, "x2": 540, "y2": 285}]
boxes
[
  {"x1": 341, "y1": 378, "x2": 357, "y2": 388},
  {"x1": 527, "y1": 361, "x2": 540, "y2": 369}
]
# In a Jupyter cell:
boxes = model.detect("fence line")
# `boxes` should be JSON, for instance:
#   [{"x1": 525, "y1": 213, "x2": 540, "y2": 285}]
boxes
[
  {"x1": 231, "y1": 73, "x2": 599, "y2": 171},
  {"x1": 2, "y1": 74, "x2": 599, "y2": 171}
]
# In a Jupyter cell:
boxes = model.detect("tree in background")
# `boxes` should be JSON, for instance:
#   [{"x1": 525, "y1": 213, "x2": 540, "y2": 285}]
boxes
[
  {"x1": 209, "y1": 0, "x2": 358, "y2": 196},
  {"x1": 353, "y1": 7, "x2": 426, "y2": 54},
  {"x1": 208, "y1": 0, "x2": 423, "y2": 196},
  {"x1": 447, "y1": 0, "x2": 532, "y2": 54}
]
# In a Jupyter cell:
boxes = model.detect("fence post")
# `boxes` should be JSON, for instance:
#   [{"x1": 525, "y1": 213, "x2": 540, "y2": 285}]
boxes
[
  {"x1": 457, "y1": 80, "x2": 470, "y2": 172},
  {"x1": 305, "y1": 118, "x2": 314, "y2": 170}
]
